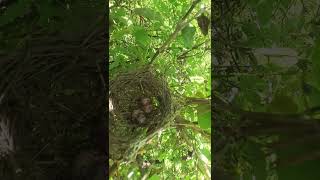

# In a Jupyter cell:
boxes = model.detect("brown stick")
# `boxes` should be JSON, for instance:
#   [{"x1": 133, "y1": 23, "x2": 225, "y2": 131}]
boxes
[{"x1": 186, "y1": 97, "x2": 211, "y2": 105}]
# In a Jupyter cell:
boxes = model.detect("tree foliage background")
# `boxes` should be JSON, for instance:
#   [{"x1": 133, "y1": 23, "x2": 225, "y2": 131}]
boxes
[
  {"x1": 109, "y1": 0, "x2": 211, "y2": 179},
  {"x1": 213, "y1": 0, "x2": 320, "y2": 179}
]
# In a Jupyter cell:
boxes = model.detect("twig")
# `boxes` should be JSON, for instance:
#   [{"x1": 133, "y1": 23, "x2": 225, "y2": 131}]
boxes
[
  {"x1": 109, "y1": 161, "x2": 120, "y2": 177},
  {"x1": 31, "y1": 142, "x2": 50, "y2": 161},
  {"x1": 180, "y1": 129, "x2": 211, "y2": 179},
  {"x1": 177, "y1": 40, "x2": 209, "y2": 59},
  {"x1": 148, "y1": 0, "x2": 202, "y2": 65},
  {"x1": 213, "y1": 92, "x2": 320, "y2": 125},
  {"x1": 81, "y1": 15, "x2": 105, "y2": 48},
  {"x1": 96, "y1": 60, "x2": 107, "y2": 91}
]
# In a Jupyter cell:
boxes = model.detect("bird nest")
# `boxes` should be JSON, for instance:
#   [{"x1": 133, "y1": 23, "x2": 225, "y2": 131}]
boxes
[
  {"x1": 0, "y1": 16, "x2": 107, "y2": 179},
  {"x1": 109, "y1": 67, "x2": 173, "y2": 161}
]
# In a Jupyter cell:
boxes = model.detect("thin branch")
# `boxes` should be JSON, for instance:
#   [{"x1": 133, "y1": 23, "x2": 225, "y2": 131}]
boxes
[
  {"x1": 31, "y1": 142, "x2": 50, "y2": 161},
  {"x1": 180, "y1": 129, "x2": 211, "y2": 179},
  {"x1": 174, "y1": 122, "x2": 211, "y2": 141},
  {"x1": 96, "y1": 60, "x2": 107, "y2": 91},
  {"x1": 213, "y1": 92, "x2": 320, "y2": 126},
  {"x1": 81, "y1": 15, "x2": 105, "y2": 47},
  {"x1": 109, "y1": 161, "x2": 120, "y2": 177},
  {"x1": 186, "y1": 97, "x2": 211, "y2": 105},
  {"x1": 148, "y1": 0, "x2": 202, "y2": 65},
  {"x1": 177, "y1": 40, "x2": 209, "y2": 60}
]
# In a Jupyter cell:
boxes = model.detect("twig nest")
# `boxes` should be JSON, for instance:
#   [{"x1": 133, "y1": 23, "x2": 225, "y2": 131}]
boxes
[
  {"x1": 109, "y1": 67, "x2": 173, "y2": 161},
  {"x1": 109, "y1": 68, "x2": 171, "y2": 126}
]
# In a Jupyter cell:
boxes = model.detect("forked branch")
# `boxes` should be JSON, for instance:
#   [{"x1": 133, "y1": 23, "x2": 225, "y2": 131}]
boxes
[{"x1": 148, "y1": 0, "x2": 203, "y2": 65}]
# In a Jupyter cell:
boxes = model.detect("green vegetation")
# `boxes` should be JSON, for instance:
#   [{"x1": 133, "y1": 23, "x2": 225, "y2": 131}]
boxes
[
  {"x1": 213, "y1": 0, "x2": 320, "y2": 179},
  {"x1": 109, "y1": 0, "x2": 211, "y2": 179}
]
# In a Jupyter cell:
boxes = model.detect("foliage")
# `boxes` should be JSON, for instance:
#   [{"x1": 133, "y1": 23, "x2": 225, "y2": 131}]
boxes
[
  {"x1": 109, "y1": 0, "x2": 211, "y2": 179},
  {"x1": 213, "y1": 0, "x2": 320, "y2": 179}
]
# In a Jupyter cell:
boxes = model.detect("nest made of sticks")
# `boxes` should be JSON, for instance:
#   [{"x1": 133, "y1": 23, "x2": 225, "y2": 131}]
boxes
[
  {"x1": 0, "y1": 16, "x2": 107, "y2": 180},
  {"x1": 109, "y1": 67, "x2": 173, "y2": 161}
]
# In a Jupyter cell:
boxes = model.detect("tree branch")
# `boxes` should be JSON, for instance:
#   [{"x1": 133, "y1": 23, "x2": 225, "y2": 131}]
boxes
[
  {"x1": 174, "y1": 116, "x2": 210, "y2": 140},
  {"x1": 177, "y1": 40, "x2": 209, "y2": 60},
  {"x1": 148, "y1": 0, "x2": 202, "y2": 65},
  {"x1": 186, "y1": 97, "x2": 211, "y2": 105},
  {"x1": 213, "y1": 92, "x2": 320, "y2": 126}
]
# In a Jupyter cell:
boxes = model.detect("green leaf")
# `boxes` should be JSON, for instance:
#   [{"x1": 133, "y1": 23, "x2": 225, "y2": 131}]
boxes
[
  {"x1": 238, "y1": 91, "x2": 261, "y2": 108},
  {"x1": 197, "y1": 111, "x2": 211, "y2": 130},
  {"x1": 133, "y1": 27, "x2": 150, "y2": 47},
  {"x1": 149, "y1": 175, "x2": 161, "y2": 180},
  {"x1": 109, "y1": 61, "x2": 120, "y2": 70},
  {"x1": 169, "y1": 0, "x2": 179, "y2": 6},
  {"x1": 115, "y1": 7, "x2": 126, "y2": 17},
  {"x1": 242, "y1": 22, "x2": 259, "y2": 36},
  {"x1": 311, "y1": 39, "x2": 320, "y2": 89},
  {"x1": 239, "y1": 75, "x2": 265, "y2": 90},
  {"x1": 112, "y1": 28, "x2": 131, "y2": 39},
  {"x1": 269, "y1": 22, "x2": 281, "y2": 42},
  {"x1": 246, "y1": 0, "x2": 260, "y2": 7},
  {"x1": 268, "y1": 94, "x2": 298, "y2": 113},
  {"x1": 133, "y1": 8, "x2": 162, "y2": 21},
  {"x1": 241, "y1": 142, "x2": 268, "y2": 179},
  {"x1": 195, "y1": 91, "x2": 205, "y2": 98},
  {"x1": 304, "y1": 84, "x2": 320, "y2": 107},
  {"x1": 200, "y1": 148, "x2": 211, "y2": 161},
  {"x1": 256, "y1": 0, "x2": 274, "y2": 25},
  {"x1": 153, "y1": 0, "x2": 169, "y2": 15},
  {"x1": 280, "y1": 0, "x2": 291, "y2": 8},
  {"x1": 181, "y1": 25, "x2": 196, "y2": 49}
]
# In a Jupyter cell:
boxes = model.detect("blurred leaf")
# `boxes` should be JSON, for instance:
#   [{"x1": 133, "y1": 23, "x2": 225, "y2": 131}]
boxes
[
  {"x1": 181, "y1": 25, "x2": 196, "y2": 49},
  {"x1": 268, "y1": 94, "x2": 298, "y2": 113},
  {"x1": 195, "y1": 91, "x2": 205, "y2": 98},
  {"x1": 112, "y1": 28, "x2": 131, "y2": 39},
  {"x1": 149, "y1": 174, "x2": 161, "y2": 180},
  {"x1": 256, "y1": 0, "x2": 274, "y2": 25},
  {"x1": 304, "y1": 84, "x2": 320, "y2": 107},
  {"x1": 115, "y1": 7, "x2": 126, "y2": 17},
  {"x1": 133, "y1": 8, "x2": 162, "y2": 21},
  {"x1": 197, "y1": 111, "x2": 211, "y2": 130},
  {"x1": 246, "y1": 0, "x2": 260, "y2": 7},
  {"x1": 311, "y1": 39, "x2": 320, "y2": 89},
  {"x1": 239, "y1": 75, "x2": 265, "y2": 90},
  {"x1": 280, "y1": 0, "x2": 291, "y2": 8},
  {"x1": 200, "y1": 148, "x2": 211, "y2": 161},
  {"x1": 133, "y1": 27, "x2": 150, "y2": 47},
  {"x1": 109, "y1": 61, "x2": 120, "y2": 70}
]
